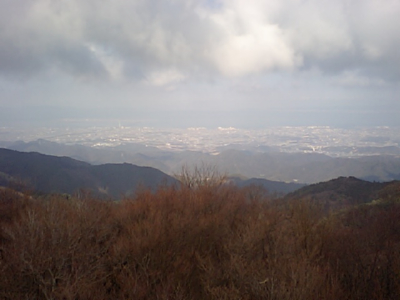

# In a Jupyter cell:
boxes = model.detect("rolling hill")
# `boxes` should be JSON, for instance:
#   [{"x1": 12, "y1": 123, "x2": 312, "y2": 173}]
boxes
[
  {"x1": 0, "y1": 148, "x2": 178, "y2": 198},
  {"x1": 285, "y1": 176, "x2": 399, "y2": 211}
]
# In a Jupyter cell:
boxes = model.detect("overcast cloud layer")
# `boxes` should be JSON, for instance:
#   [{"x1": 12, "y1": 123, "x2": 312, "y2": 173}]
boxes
[{"x1": 0, "y1": 0, "x2": 399, "y2": 128}]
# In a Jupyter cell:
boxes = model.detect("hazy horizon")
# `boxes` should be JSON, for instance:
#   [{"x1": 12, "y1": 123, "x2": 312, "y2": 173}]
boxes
[
  {"x1": 1, "y1": 0, "x2": 399, "y2": 129},
  {"x1": 2, "y1": 106, "x2": 400, "y2": 130}
]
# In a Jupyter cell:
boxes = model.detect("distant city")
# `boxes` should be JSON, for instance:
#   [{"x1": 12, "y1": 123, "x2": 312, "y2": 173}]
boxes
[{"x1": 1, "y1": 126, "x2": 400, "y2": 157}]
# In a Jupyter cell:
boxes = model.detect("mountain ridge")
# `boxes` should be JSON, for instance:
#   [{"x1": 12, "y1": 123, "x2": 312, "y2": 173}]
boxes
[
  {"x1": 5, "y1": 139, "x2": 400, "y2": 183},
  {"x1": 285, "y1": 176, "x2": 399, "y2": 211},
  {"x1": 0, "y1": 148, "x2": 178, "y2": 198}
]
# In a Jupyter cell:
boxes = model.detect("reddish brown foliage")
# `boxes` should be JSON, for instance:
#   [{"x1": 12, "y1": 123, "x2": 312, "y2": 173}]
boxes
[{"x1": 0, "y1": 185, "x2": 399, "y2": 299}]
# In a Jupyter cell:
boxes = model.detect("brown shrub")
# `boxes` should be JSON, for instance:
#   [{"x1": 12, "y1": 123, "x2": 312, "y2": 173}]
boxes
[{"x1": 0, "y1": 184, "x2": 398, "y2": 299}]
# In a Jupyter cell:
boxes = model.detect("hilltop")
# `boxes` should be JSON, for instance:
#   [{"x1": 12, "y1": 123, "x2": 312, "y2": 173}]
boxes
[{"x1": 285, "y1": 176, "x2": 399, "y2": 211}]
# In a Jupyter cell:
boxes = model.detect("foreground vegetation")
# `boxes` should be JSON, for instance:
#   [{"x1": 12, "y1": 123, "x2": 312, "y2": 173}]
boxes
[{"x1": 0, "y1": 181, "x2": 399, "y2": 299}]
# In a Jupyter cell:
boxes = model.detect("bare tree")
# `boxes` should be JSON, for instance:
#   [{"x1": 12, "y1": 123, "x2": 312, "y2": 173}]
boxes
[{"x1": 175, "y1": 163, "x2": 227, "y2": 189}]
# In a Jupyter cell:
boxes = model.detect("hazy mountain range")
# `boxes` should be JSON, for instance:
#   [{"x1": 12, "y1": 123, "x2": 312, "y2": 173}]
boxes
[
  {"x1": 2, "y1": 146, "x2": 397, "y2": 214},
  {"x1": 3, "y1": 139, "x2": 400, "y2": 184},
  {"x1": 0, "y1": 148, "x2": 304, "y2": 198}
]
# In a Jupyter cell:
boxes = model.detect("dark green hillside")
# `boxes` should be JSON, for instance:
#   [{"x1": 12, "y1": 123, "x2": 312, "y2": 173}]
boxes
[
  {"x1": 90, "y1": 163, "x2": 177, "y2": 197},
  {"x1": 0, "y1": 148, "x2": 178, "y2": 198},
  {"x1": 285, "y1": 176, "x2": 397, "y2": 211}
]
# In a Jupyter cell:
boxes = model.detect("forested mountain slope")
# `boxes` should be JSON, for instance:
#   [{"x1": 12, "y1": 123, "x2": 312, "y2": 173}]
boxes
[{"x1": 0, "y1": 148, "x2": 178, "y2": 198}]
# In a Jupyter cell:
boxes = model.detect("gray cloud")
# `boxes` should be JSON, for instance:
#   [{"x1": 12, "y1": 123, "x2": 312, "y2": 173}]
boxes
[{"x1": 0, "y1": 0, "x2": 399, "y2": 85}]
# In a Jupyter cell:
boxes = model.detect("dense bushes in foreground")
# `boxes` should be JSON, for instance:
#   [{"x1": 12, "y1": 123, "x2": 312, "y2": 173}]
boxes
[{"x1": 0, "y1": 184, "x2": 399, "y2": 300}]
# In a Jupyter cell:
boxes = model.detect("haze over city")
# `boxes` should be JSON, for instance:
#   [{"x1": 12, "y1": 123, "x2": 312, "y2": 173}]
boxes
[{"x1": 0, "y1": 0, "x2": 399, "y2": 129}]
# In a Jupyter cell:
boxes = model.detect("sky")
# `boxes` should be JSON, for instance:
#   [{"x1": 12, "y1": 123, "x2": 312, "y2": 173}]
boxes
[{"x1": 0, "y1": 0, "x2": 399, "y2": 128}]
